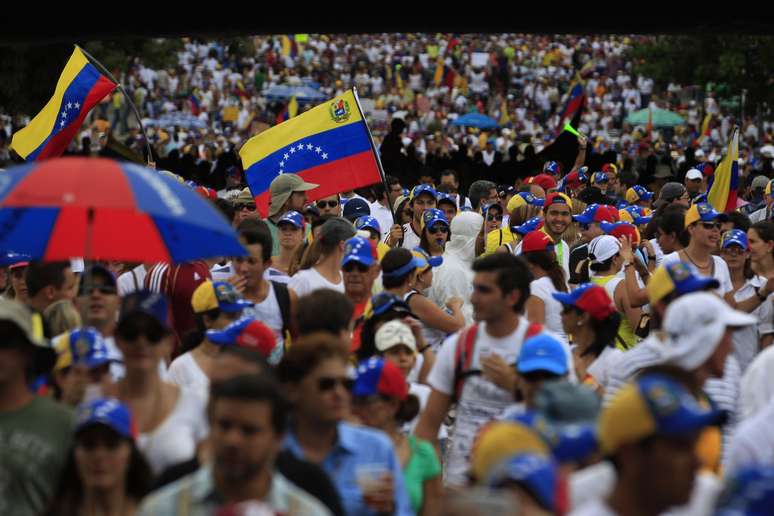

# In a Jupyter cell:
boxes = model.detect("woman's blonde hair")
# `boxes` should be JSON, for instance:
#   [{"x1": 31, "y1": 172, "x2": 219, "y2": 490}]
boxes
[{"x1": 44, "y1": 300, "x2": 82, "y2": 336}]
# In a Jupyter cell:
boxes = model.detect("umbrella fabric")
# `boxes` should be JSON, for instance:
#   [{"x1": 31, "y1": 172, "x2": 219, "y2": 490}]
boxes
[
  {"x1": 625, "y1": 107, "x2": 685, "y2": 128},
  {"x1": 0, "y1": 158, "x2": 246, "y2": 263},
  {"x1": 451, "y1": 113, "x2": 500, "y2": 129}
]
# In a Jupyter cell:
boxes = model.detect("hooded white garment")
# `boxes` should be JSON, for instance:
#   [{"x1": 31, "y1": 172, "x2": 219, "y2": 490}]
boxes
[
  {"x1": 428, "y1": 211, "x2": 484, "y2": 324},
  {"x1": 738, "y1": 345, "x2": 774, "y2": 421}
]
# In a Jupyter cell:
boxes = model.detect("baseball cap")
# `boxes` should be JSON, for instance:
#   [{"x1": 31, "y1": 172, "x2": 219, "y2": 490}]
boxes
[
  {"x1": 1, "y1": 251, "x2": 31, "y2": 268},
  {"x1": 342, "y1": 236, "x2": 375, "y2": 268},
  {"x1": 392, "y1": 194, "x2": 409, "y2": 214},
  {"x1": 78, "y1": 265, "x2": 117, "y2": 297},
  {"x1": 722, "y1": 229, "x2": 749, "y2": 250},
  {"x1": 206, "y1": 317, "x2": 277, "y2": 358},
  {"x1": 573, "y1": 204, "x2": 615, "y2": 225},
  {"x1": 647, "y1": 262, "x2": 719, "y2": 305},
  {"x1": 436, "y1": 193, "x2": 457, "y2": 208},
  {"x1": 375, "y1": 320, "x2": 417, "y2": 353},
  {"x1": 654, "y1": 182, "x2": 686, "y2": 208},
  {"x1": 486, "y1": 454, "x2": 558, "y2": 512},
  {"x1": 685, "y1": 168, "x2": 703, "y2": 181},
  {"x1": 599, "y1": 372, "x2": 725, "y2": 455},
  {"x1": 410, "y1": 184, "x2": 437, "y2": 200},
  {"x1": 470, "y1": 421, "x2": 550, "y2": 481},
  {"x1": 354, "y1": 216, "x2": 381, "y2": 234},
  {"x1": 0, "y1": 298, "x2": 55, "y2": 373},
  {"x1": 591, "y1": 172, "x2": 609, "y2": 186},
  {"x1": 715, "y1": 466, "x2": 774, "y2": 516},
  {"x1": 601, "y1": 163, "x2": 618, "y2": 176},
  {"x1": 543, "y1": 160, "x2": 561, "y2": 176},
  {"x1": 514, "y1": 217, "x2": 545, "y2": 235},
  {"x1": 353, "y1": 357, "x2": 408, "y2": 400},
  {"x1": 684, "y1": 202, "x2": 728, "y2": 228},
  {"x1": 118, "y1": 290, "x2": 169, "y2": 331},
  {"x1": 507, "y1": 192, "x2": 545, "y2": 213},
  {"x1": 520, "y1": 230, "x2": 554, "y2": 253},
  {"x1": 625, "y1": 185, "x2": 654, "y2": 204},
  {"x1": 517, "y1": 334, "x2": 568, "y2": 376},
  {"x1": 765, "y1": 179, "x2": 774, "y2": 198},
  {"x1": 600, "y1": 221, "x2": 641, "y2": 246},
  {"x1": 342, "y1": 198, "x2": 371, "y2": 222},
  {"x1": 751, "y1": 175, "x2": 769, "y2": 191},
  {"x1": 422, "y1": 208, "x2": 449, "y2": 230},
  {"x1": 412, "y1": 246, "x2": 442, "y2": 269},
  {"x1": 370, "y1": 292, "x2": 415, "y2": 319},
  {"x1": 544, "y1": 192, "x2": 572, "y2": 210},
  {"x1": 319, "y1": 217, "x2": 356, "y2": 244},
  {"x1": 54, "y1": 327, "x2": 118, "y2": 371},
  {"x1": 277, "y1": 210, "x2": 305, "y2": 229},
  {"x1": 191, "y1": 280, "x2": 254, "y2": 314},
  {"x1": 587, "y1": 235, "x2": 620, "y2": 263},
  {"x1": 619, "y1": 205, "x2": 652, "y2": 226},
  {"x1": 75, "y1": 398, "x2": 137, "y2": 440},
  {"x1": 529, "y1": 174, "x2": 558, "y2": 191},
  {"x1": 268, "y1": 174, "x2": 319, "y2": 217},
  {"x1": 663, "y1": 292, "x2": 756, "y2": 370},
  {"x1": 552, "y1": 283, "x2": 616, "y2": 321}
]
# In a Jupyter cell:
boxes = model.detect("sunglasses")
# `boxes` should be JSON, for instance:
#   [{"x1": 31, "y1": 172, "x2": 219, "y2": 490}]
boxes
[
  {"x1": 116, "y1": 320, "x2": 165, "y2": 344},
  {"x1": 699, "y1": 222, "x2": 722, "y2": 230},
  {"x1": 487, "y1": 214, "x2": 504, "y2": 222},
  {"x1": 317, "y1": 200, "x2": 339, "y2": 209},
  {"x1": 428, "y1": 225, "x2": 449, "y2": 234},
  {"x1": 236, "y1": 203, "x2": 256, "y2": 211},
  {"x1": 342, "y1": 262, "x2": 370, "y2": 273},
  {"x1": 318, "y1": 376, "x2": 354, "y2": 392},
  {"x1": 79, "y1": 284, "x2": 118, "y2": 296}
]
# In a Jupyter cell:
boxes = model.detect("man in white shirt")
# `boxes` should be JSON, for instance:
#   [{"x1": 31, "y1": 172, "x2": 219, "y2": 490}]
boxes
[
  {"x1": 385, "y1": 184, "x2": 437, "y2": 250},
  {"x1": 369, "y1": 178, "x2": 400, "y2": 239}
]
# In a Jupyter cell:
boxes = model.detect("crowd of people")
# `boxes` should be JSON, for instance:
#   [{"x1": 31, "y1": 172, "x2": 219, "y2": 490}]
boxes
[{"x1": 3, "y1": 32, "x2": 774, "y2": 516}]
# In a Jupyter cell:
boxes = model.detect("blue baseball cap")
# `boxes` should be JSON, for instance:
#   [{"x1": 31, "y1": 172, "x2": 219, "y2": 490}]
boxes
[
  {"x1": 54, "y1": 327, "x2": 118, "y2": 371},
  {"x1": 411, "y1": 184, "x2": 438, "y2": 200},
  {"x1": 436, "y1": 193, "x2": 458, "y2": 207},
  {"x1": 0, "y1": 251, "x2": 31, "y2": 267},
  {"x1": 75, "y1": 398, "x2": 136, "y2": 440},
  {"x1": 355, "y1": 216, "x2": 381, "y2": 234},
  {"x1": 412, "y1": 246, "x2": 443, "y2": 268},
  {"x1": 514, "y1": 216, "x2": 545, "y2": 235},
  {"x1": 118, "y1": 290, "x2": 169, "y2": 330},
  {"x1": 508, "y1": 410, "x2": 599, "y2": 465},
  {"x1": 342, "y1": 198, "x2": 371, "y2": 222},
  {"x1": 517, "y1": 334, "x2": 568, "y2": 376},
  {"x1": 684, "y1": 202, "x2": 729, "y2": 227},
  {"x1": 647, "y1": 261, "x2": 721, "y2": 304},
  {"x1": 78, "y1": 264, "x2": 117, "y2": 297},
  {"x1": 543, "y1": 160, "x2": 561, "y2": 176},
  {"x1": 722, "y1": 229, "x2": 749, "y2": 250},
  {"x1": 577, "y1": 166, "x2": 589, "y2": 183},
  {"x1": 353, "y1": 357, "x2": 409, "y2": 400},
  {"x1": 192, "y1": 281, "x2": 255, "y2": 314},
  {"x1": 591, "y1": 171, "x2": 609, "y2": 185},
  {"x1": 422, "y1": 208, "x2": 449, "y2": 230},
  {"x1": 716, "y1": 466, "x2": 774, "y2": 516},
  {"x1": 486, "y1": 453, "x2": 558, "y2": 512},
  {"x1": 342, "y1": 236, "x2": 375, "y2": 268},
  {"x1": 625, "y1": 185, "x2": 654, "y2": 203},
  {"x1": 277, "y1": 210, "x2": 305, "y2": 229},
  {"x1": 620, "y1": 205, "x2": 652, "y2": 225},
  {"x1": 573, "y1": 204, "x2": 615, "y2": 225},
  {"x1": 369, "y1": 292, "x2": 414, "y2": 318}
]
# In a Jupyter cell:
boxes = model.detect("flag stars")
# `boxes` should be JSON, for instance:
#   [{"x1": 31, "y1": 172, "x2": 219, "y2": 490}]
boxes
[
  {"x1": 322, "y1": 153, "x2": 328, "y2": 159},
  {"x1": 290, "y1": 147, "x2": 296, "y2": 154},
  {"x1": 66, "y1": 102, "x2": 72, "y2": 109},
  {"x1": 61, "y1": 111, "x2": 67, "y2": 118},
  {"x1": 306, "y1": 143, "x2": 313, "y2": 150},
  {"x1": 60, "y1": 120, "x2": 66, "y2": 127},
  {"x1": 297, "y1": 144, "x2": 304, "y2": 152},
  {"x1": 315, "y1": 147, "x2": 322, "y2": 153},
  {"x1": 283, "y1": 153, "x2": 289, "y2": 160},
  {"x1": 279, "y1": 161, "x2": 285, "y2": 167},
  {"x1": 74, "y1": 102, "x2": 80, "y2": 109}
]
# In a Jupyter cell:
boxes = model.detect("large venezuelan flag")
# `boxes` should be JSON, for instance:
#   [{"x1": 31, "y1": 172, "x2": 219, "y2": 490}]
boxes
[
  {"x1": 11, "y1": 46, "x2": 117, "y2": 161},
  {"x1": 555, "y1": 74, "x2": 585, "y2": 136},
  {"x1": 707, "y1": 127, "x2": 739, "y2": 213},
  {"x1": 240, "y1": 89, "x2": 383, "y2": 217}
]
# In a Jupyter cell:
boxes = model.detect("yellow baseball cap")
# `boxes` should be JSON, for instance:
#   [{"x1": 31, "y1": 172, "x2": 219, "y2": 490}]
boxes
[
  {"x1": 683, "y1": 202, "x2": 728, "y2": 229},
  {"x1": 646, "y1": 262, "x2": 720, "y2": 306},
  {"x1": 470, "y1": 421, "x2": 549, "y2": 481},
  {"x1": 191, "y1": 281, "x2": 254, "y2": 314}
]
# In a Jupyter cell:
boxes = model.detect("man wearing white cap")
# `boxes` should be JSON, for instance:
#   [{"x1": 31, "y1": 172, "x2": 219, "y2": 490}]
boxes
[{"x1": 684, "y1": 168, "x2": 705, "y2": 200}]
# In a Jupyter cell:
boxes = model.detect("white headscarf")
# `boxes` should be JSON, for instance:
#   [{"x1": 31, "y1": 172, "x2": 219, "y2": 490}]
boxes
[{"x1": 739, "y1": 345, "x2": 774, "y2": 420}]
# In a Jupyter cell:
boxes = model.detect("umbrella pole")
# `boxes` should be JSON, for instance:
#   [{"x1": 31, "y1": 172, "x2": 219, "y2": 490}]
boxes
[{"x1": 78, "y1": 46, "x2": 156, "y2": 168}]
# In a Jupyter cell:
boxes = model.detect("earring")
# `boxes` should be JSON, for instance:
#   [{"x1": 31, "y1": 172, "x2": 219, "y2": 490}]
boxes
[{"x1": 576, "y1": 321, "x2": 583, "y2": 327}]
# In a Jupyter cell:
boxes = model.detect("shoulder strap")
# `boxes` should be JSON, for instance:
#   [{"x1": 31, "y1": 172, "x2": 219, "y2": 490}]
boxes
[
  {"x1": 452, "y1": 324, "x2": 479, "y2": 403},
  {"x1": 271, "y1": 280, "x2": 291, "y2": 335},
  {"x1": 131, "y1": 269, "x2": 140, "y2": 291}
]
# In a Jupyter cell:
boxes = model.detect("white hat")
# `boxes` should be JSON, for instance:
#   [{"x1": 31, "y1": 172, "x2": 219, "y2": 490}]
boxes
[
  {"x1": 663, "y1": 292, "x2": 756, "y2": 370},
  {"x1": 685, "y1": 169, "x2": 703, "y2": 181},
  {"x1": 375, "y1": 320, "x2": 416, "y2": 353},
  {"x1": 588, "y1": 235, "x2": 621, "y2": 264}
]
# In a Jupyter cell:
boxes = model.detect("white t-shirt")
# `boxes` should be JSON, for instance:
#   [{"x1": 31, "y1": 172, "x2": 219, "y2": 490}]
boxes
[
  {"x1": 569, "y1": 498, "x2": 619, "y2": 516},
  {"x1": 117, "y1": 265, "x2": 147, "y2": 297},
  {"x1": 529, "y1": 276, "x2": 568, "y2": 343},
  {"x1": 265, "y1": 267, "x2": 291, "y2": 285},
  {"x1": 167, "y1": 353, "x2": 209, "y2": 399},
  {"x1": 369, "y1": 201, "x2": 394, "y2": 239},
  {"x1": 137, "y1": 387, "x2": 209, "y2": 475},
  {"x1": 288, "y1": 267, "x2": 344, "y2": 298},
  {"x1": 731, "y1": 276, "x2": 774, "y2": 372},
  {"x1": 649, "y1": 239, "x2": 665, "y2": 269},
  {"x1": 586, "y1": 346, "x2": 623, "y2": 392},
  {"x1": 661, "y1": 251, "x2": 732, "y2": 296},
  {"x1": 727, "y1": 395, "x2": 774, "y2": 474},
  {"x1": 399, "y1": 223, "x2": 422, "y2": 251},
  {"x1": 242, "y1": 282, "x2": 286, "y2": 364}
]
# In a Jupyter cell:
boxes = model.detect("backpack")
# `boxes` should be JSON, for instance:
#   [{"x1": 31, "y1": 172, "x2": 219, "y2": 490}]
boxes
[
  {"x1": 451, "y1": 320, "x2": 544, "y2": 402},
  {"x1": 270, "y1": 280, "x2": 292, "y2": 346}
]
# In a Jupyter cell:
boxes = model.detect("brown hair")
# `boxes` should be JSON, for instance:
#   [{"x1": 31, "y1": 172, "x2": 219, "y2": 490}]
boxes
[{"x1": 275, "y1": 332, "x2": 349, "y2": 384}]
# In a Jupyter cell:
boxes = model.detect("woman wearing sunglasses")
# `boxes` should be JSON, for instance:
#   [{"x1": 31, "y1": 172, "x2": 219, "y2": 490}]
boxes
[
  {"x1": 103, "y1": 290, "x2": 209, "y2": 477},
  {"x1": 419, "y1": 209, "x2": 451, "y2": 258},
  {"x1": 278, "y1": 333, "x2": 414, "y2": 516},
  {"x1": 47, "y1": 398, "x2": 152, "y2": 516}
]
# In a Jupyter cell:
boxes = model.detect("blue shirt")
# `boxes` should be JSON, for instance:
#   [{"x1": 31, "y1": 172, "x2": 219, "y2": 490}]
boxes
[{"x1": 284, "y1": 422, "x2": 414, "y2": 516}]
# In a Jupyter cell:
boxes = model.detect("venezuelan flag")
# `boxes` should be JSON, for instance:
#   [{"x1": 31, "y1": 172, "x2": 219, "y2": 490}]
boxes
[
  {"x1": 554, "y1": 74, "x2": 585, "y2": 136},
  {"x1": 11, "y1": 46, "x2": 117, "y2": 161},
  {"x1": 707, "y1": 127, "x2": 739, "y2": 213},
  {"x1": 240, "y1": 89, "x2": 383, "y2": 217}
]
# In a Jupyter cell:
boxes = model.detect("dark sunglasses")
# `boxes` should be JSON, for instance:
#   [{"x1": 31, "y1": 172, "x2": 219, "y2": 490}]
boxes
[
  {"x1": 236, "y1": 203, "x2": 257, "y2": 211},
  {"x1": 342, "y1": 262, "x2": 370, "y2": 273},
  {"x1": 317, "y1": 200, "x2": 339, "y2": 209},
  {"x1": 428, "y1": 225, "x2": 449, "y2": 234},
  {"x1": 579, "y1": 223, "x2": 591, "y2": 231},
  {"x1": 79, "y1": 284, "x2": 118, "y2": 297},
  {"x1": 318, "y1": 376, "x2": 354, "y2": 392},
  {"x1": 487, "y1": 214, "x2": 504, "y2": 222},
  {"x1": 116, "y1": 319, "x2": 165, "y2": 344},
  {"x1": 700, "y1": 221, "x2": 722, "y2": 230}
]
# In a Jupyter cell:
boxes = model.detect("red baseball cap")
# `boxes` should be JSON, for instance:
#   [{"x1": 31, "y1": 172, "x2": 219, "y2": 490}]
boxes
[
  {"x1": 530, "y1": 174, "x2": 558, "y2": 191},
  {"x1": 552, "y1": 283, "x2": 616, "y2": 321},
  {"x1": 521, "y1": 231, "x2": 555, "y2": 253},
  {"x1": 353, "y1": 357, "x2": 409, "y2": 400},
  {"x1": 544, "y1": 192, "x2": 573, "y2": 210}
]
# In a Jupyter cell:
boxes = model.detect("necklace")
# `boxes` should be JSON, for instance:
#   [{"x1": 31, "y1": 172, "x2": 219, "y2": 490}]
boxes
[{"x1": 683, "y1": 249, "x2": 711, "y2": 271}]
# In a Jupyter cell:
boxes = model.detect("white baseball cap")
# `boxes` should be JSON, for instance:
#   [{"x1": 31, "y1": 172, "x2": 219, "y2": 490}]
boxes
[
  {"x1": 588, "y1": 235, "x2": 621, "y2": 264},
  {"x1": 685, "y1": 169, "x2": 703, "y2": 181},
  {"x1": 663, "y1": 292, "x2": 756, "y2": 370},
  {"x1": 375, "y1": 320, "x2": 416, "y2": 353}
]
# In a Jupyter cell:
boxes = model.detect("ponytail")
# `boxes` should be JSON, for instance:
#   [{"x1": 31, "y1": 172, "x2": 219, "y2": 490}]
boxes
[
  {"x1": 298, "y1": 236, "x2": 339, "y2": 271},
  {"x1": 394, "y1": 394, "x2": 420, "y2": 424},
  {"x1": 523, "y1": 251, "x2": 567, "y2": 293},
  {"x1": 583, "y1": 311, "x2": 622, "y2": 358}
]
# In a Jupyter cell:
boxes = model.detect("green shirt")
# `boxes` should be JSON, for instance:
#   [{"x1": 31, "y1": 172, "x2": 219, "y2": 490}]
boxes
[
  {"x1": 403, "y1": 436, "x2": 442, "y2": 514},
  {"x1": 0, "y1": 396, "x2": 74, "y2": 516}
]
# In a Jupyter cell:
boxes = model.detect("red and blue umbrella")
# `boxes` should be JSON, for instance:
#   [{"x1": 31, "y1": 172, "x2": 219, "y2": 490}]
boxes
[{"x1": 0, "y1": 157, "x2": 246, "y2": 263}]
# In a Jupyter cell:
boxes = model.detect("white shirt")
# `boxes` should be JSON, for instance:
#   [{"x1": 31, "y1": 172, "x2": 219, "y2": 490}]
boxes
[
  {"x1": 587, "y1": 346, "x2": 623, "y2": 392},
  {"x1": 117, "y1": 265, "x2": 147, "y2": 297},
  {"x1": 731, "y1": 276, "x2": 774, "y2": 372},
  {"x1": 529, "y1": 276, "x2": 568, "y2": 343},
  {"x1": 728, "y1": 395, "x2": 774, "y2": 473},
  {"x1": 569, "y1": 498, "x2": 619, "y2": 516},
  {"x1": 398, "y1": 223, "x2": 422, "y2": 250},
  {"x1": 167, "y1": 353, "x2": 209, "y2": 399},
  {"x1": 241, "y1": 282, "x2": 286, "y2": 364},
  {"x1": 288, "y1": 267, "x2": 344, "y2": 298},
  {"x1": 369, "y1": 200, "x2": 394, "y2": 239},
  {"x1": 661, "y1": 251, "x2": 733, "y2": 296}
]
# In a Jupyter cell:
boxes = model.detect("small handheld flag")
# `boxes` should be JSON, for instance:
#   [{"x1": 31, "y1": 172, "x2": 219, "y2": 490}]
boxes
[{"x1": 563, "y1": 123, "x2": 580, "y2": 137}]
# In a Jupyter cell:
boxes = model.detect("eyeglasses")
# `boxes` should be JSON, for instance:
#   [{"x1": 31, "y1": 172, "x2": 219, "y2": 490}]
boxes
[
  {"x1": 116, "y1": 319, "x2": 165, "y2": 344},
  {"x1": 317, "y1": 200, "x2": 339, "y2": 209},
  {"x1": 721, "y1": 246, "x2": 746, "y2": 256},
  {"x1": 699, "y1": 222, "x2": 722, "y2": 231},
  {"x1": 236, "y1": 203, "x2": 256, "y2": 211},
  {"x1": 487, "y1": 214, "x2": 504, "y2": 222},
  {"x1": 342, "y1": 262, "x2": 370, "y2": 273},
  {"x1": 317, "y1": 376, "x2": 354, "y2": 392},
  {"x1": 428, "y1": 225, "x2": 449, "y2": 234}
]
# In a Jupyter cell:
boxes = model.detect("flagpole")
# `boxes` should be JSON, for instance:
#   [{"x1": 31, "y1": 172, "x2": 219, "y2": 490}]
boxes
[
  {"x1": 77, "y1": 46, "x2": 155, "y2": 167},
  {"x1": 351, "y1": 86, "x2": 396, "y2": 222}
]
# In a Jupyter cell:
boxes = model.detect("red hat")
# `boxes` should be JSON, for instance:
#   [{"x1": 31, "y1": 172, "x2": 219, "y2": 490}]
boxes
[
  {"x1": 195, "y1": 186, "x2": 218, "y2": 200},
  {"x1": 552, "y1": 283, "x2": 617, "y2": 321},
  {"x1": 564, "y1": 170, "x2": 582, "y2": 189},
  {"x1": 530, "y1": 174, "x2": 558, "y2": 191},
  {"x1": 544, "y1": 192, "x2": 573, "y2": 210},
  {"x1": 601, "y1": 221, "x2": 641, "y2": 247},
  {"x1": 601, "y1": 204, "x2": 620, "y2": 222},
  {"x1": 521, "y1": 230, "x2": 555, "y2": 253},
  {"x1": 353, "y1": 358, "x2": 409, "y2": 400}
]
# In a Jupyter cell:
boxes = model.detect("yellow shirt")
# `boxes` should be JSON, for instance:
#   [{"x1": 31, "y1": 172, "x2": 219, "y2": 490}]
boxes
[{"x1": 484, "y1": 227, "x2": 516, "y2": 255}]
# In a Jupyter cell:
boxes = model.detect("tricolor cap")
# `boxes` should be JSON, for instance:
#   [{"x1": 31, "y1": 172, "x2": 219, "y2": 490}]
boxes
[
  {"x1": 507, "y1": 192, "x2": 545, "y2": 213},
  {"x1": 646, "y1": 261, "x2": 720, "y2": 305},
  {"x1": 684, "y1": 202, "x2": 728, "y2": 228},
  {"x1": 520, "y1": 230, "x2": 554, "y2": 253},
  {"x1": 600, "y1": 221, "x2": 641, "y2": 246},
  {"x1": 510, "y1": 410, "x2": 599, "y2": 466},
  {"x1": 192, "y1": 280, "x2": 254, "y2": 314},
  {"x1": 354, "y1": 216, "x2": 381, "y2": 234},
  {"x1": 625, "y1": 185, "x2": 654, "y2": 204},
  {"x1": 722, "y1": 229, "x2": 749, "y2": 250},
  {"x1": 353, "y1": 357, "x2": 408, "y2": 400},
  {"x1": 599, "y1": 372, "x2": 725, "y2": 455},
  {"x1": 206, "y1": 317, "x2": 277, "y2": 357},
  {"x1": 422, "y1": 208, "x2": 449, "y2": 230},
  {"x1": 277, "y1": 210, "x2": 305, "y2": 229},
  {"x1": 619, "y1": 205, "x2": 652, "y2": 226},
  {"x1": 587, "y1": 235, "x2": 620, "y2": 263},
  {"x1": 715, "y1": 466, "x2": 774, "y2": 516},
  {"x1": 544, "y1": 192, "x2": 572, "y2": 210},
  {"x1": 342, "y1": 236, "x2": 375, "y2": 268},
  {"x1": 410, "y1": 184, "x2": 438, "y2": 200},
  {"x1": 470, "y1": 420, "x2": 550, "y2": 482},
  {"x1": 412, "y1": 246, "x2": 443, "y2": 269},
  {"x1": 591, "y1": 171, "x2": 609, "y2": 185},
  {"x1": 486, "y1": 453, "x2": 558, "y2": 512},
  {"x1": 577, "y1": 166, "x2": 590, "y2": 183},
  {"x1": 514, "y1": 217, "x2": 545, "y2": 235},
  {"x1": 54, "y1": 327, "x2": 118, "y2": 371},
  {"x1": 517, "y1": 334, "x2": 568, "y2": 376},
  {"x1": 601, "y1": 163, "x2": 618, "y2": 176},
  {"x1": 75, "y1": 398, "x2": 137, "y2": 440},
  {"x1": 552, "y1": 283, "x2": 617, "y2": 321},
  {"x1": 529, "y1": 174, "x2": 558, "y2": 191},
  {"x1": 573, "y1": 204, "x2": 615, "y2": 225},
  {"x1": 543, "y1": 160, "x2": 561, "y2": 176}
]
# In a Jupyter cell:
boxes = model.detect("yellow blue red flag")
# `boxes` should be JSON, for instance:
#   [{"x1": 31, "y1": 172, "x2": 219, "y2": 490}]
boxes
[
  {"x1": 707, "y1": 127, "x2": 739, "y2": 213},
  {"x1": 11, "y1": 46, "x2": 117, "y2": 161},
  {"x1": 240, "y1": 89, "x2": 383, "y2": 217}
]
